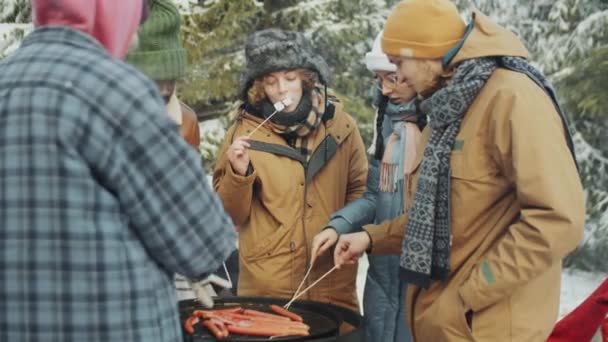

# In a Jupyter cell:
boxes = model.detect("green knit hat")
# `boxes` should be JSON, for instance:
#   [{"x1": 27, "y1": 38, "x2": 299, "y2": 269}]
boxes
[{"x1": 125, "y1": 0, "x2": 186, "y2": 80}]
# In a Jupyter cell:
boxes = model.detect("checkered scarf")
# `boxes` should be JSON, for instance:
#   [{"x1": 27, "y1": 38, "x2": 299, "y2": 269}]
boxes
[
  {"x1": 266, "y1": 88, "x2": 326, "y2": 161},
  {"x1": 399, "y1": 57, "x2": 498, "y2": 288}
]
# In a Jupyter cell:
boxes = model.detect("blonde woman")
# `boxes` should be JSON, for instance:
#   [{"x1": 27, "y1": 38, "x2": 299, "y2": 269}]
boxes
[{"x1": 310, "y1": 31, "x2": 424, "y2": 342}]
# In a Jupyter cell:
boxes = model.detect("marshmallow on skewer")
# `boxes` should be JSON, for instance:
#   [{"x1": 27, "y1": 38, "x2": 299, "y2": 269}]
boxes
[
  {"x1": 273, "y1": 101, "x2": 286, "y2": 112},
  {"x1": 281, "y1": 96, "x2": 293, "y2": 107},
  {"x1": 272, "y1": 96, "x2": 293, "y2": 112},
  {"x1": 248, "y1": 96, "x2": 295, "y2": 138}
]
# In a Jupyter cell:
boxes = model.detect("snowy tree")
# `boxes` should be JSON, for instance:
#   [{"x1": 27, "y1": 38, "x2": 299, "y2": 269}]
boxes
[
  {"x1": 179, "y1": 0, "x2": 398, "y2": 167},
  {"x1": 557, "y1": 47, "x2": 608, "y2": 273},
  {"x1": 0, "y1": 0, "x2": 30, "y2": 23},
  {"x1": 453, "y1": 0, "x2": 608, "y2": 75},
  {"x1": 0, "y1": 0, "x2": 32, "y2": 59}
]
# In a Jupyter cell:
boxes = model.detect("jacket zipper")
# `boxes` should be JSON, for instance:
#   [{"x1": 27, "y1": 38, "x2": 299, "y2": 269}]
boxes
[{"x1": 301, "y1": 163, "x2": 310, "y2": 293}]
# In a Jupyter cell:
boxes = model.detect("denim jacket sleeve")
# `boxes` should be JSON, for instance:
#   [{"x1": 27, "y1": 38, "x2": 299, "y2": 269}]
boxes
[{"x1": 327, "y1": 158, "x2": 380, "y2": 235}]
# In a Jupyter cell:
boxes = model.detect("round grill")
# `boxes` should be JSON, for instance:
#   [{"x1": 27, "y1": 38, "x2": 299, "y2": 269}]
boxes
[{"x1": 179, "y1": 296, "x2": 362, "y2": 342}]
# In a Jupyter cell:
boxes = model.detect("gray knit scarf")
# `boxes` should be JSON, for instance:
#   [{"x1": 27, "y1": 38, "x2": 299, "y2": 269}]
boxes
[{"x1": 399, "y1": 56, "x2": 578, "y2": 288}]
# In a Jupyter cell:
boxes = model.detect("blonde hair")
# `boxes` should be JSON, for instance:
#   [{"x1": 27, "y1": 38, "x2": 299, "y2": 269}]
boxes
[{"x1": 247, "y1": 69, "x2": 318, "y2": 105}]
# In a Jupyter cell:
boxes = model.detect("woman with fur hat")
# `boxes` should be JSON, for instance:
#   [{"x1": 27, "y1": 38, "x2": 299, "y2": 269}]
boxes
[
  {"x1": 334, "y1": 0, "x2": 585, "y2": 341},
  {"x1": 310, "y1": 30, "x2": 424, "y2": 342},
  {"x1": 212, "y1": 28, "x2": 368, "y2": 312}
]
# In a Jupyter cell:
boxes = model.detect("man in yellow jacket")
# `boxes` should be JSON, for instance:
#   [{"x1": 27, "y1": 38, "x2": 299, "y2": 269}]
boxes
[{"x1": 334, "y1": 0, "x2": 586, "y2": 341}]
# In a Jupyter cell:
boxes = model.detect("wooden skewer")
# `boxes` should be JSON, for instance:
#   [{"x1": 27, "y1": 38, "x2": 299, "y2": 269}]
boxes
[
  {"x1": 283, "y1": 265, "x2": 338, "y2": 309},
  {"x1": 247, "y1": 97, "x2": 293, "y2": 139},
  {"x1": 222, "y1": 262, "x2": 233, "y2": 289},
  {"x1": 246, "y1": 109, "x2": 279, "y2": 138},
  {"x1": 284, "y1": 260, "x2": 315, "y2": 309}
]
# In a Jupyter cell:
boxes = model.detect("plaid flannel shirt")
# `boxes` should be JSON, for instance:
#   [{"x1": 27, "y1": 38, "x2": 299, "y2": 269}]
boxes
[{"x1": 0, "y1": 27, "x2": 236, "y2": 342}]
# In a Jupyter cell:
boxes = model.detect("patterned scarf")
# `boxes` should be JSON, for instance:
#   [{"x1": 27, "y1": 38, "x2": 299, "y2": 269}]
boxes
[
  {"x1": 379, "y1": 102, "x2": 422, "y2": 195},
  {"x1": 399, "y1": 57, "x2": 498, "y2": 288},
  {"x1": 258, "y1": 88, "x2": 326, "y2": 161}
]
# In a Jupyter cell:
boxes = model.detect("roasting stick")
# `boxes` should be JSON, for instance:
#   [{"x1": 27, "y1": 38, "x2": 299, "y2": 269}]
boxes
[
  {"x1": 269, "y1": 333, "x2": 291, "y2": 340},
  {"x1": 283, "y1": 265, "x2": 339, "y2": 309},
  {"x1": 247, "y1": 96, "x2": 293, "y2": 139},
  {"x1": 223, "y1": 262, "x2": 233, "y2": 289},
  {"x1": 285, "y1": 259, "x2": 315, "y2": 310}
]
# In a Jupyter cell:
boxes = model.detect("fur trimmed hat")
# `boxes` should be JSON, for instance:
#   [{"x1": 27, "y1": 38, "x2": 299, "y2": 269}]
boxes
[{"x1": 238, "y1": 28, "x2": 330, "y2": 100}]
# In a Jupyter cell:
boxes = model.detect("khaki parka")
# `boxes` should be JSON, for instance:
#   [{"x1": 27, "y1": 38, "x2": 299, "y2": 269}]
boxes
[
  {"x1": 214, "y1": 100, "x2": 368, "y2": 312},
  {"x1": 365, "y1": 11, "x2": 585, "y2": 342}
]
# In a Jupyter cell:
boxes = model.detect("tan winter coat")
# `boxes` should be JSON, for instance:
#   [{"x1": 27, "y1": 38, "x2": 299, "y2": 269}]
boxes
[
  {"x1": 365, "y1": 11, "x2": 585, "y2": 342},
  {"x1": 213, "y1": 101, "x2": 368, "y2": 312}
]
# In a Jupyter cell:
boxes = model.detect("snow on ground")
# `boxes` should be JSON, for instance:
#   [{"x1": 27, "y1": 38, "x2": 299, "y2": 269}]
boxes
[
  {"x1": 560, "y1": 269, "x2": 607, "y2": 341},
  {"x1": 559, "y1": 269, "x2": 607, "y2": 319}
]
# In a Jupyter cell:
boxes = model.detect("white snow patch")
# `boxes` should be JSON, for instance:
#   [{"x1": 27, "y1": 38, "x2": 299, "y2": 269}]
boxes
[{"x1": 559, "y1": 269, "x2": 607, "y2": 319}]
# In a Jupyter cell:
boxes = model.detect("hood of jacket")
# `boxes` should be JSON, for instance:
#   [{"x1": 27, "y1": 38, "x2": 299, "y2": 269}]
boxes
[
  {"x1": 449, "y1": 10, "x2": 528, "y2": 67},
  {"x1": 32, "y1": 0, "x2": 144, "y2": 58}
]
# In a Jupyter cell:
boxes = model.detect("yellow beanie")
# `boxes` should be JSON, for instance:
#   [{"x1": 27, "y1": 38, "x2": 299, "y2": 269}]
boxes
[{"x1": 382, "y1": 0, "x2": 466, "y2": 59}]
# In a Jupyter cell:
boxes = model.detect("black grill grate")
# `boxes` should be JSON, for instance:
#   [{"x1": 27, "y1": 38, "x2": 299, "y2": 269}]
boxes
[{"x1": 179, "y1": 297, "x2": 342, "y2": 342}]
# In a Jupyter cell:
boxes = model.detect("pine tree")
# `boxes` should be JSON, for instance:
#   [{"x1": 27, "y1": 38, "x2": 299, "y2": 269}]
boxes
[
  {"x1": 558, "y1": 47, "x2": 608, "y2": 272},
  {"x1": 0, "y1": 0, "x2": 30, "y2": 23},
  {"x1": 0, "y1": 0, "x2": 32, "y2": 59},
  {"x1": 179, "y1": 0, "x2": 397, "y2": 167},
  {"x1": 453, "y1": 0, "x2": 608, "y2": 74}
]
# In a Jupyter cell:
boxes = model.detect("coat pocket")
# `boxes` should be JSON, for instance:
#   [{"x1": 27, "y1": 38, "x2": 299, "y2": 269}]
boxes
[
  {"x1": 417, "y1": 287, "x2": 476, "y2": 341},
  {"x1": 467, "y1": 297, "x2": 511, "y2": 341},
  {"x1": 458, "y1": 305, "x2": 475, "y2": 340},
  {"x1": 449, "y1": 135, "x2": 497, "y2": 181},
  {"x1": 240, "y1": 224, "x2": 290, "y2": 261}
]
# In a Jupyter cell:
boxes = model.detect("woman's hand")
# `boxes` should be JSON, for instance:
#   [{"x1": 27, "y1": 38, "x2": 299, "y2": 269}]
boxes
[
  {"x1": 227, "y1": 136, "x2": 251, "y2": 176},
  {"x1": 310, "y1": 228, "x2": 339, "y2": 265},
  {"x1": 334, "y1": 231, "x2": 371, "y2": 269}
]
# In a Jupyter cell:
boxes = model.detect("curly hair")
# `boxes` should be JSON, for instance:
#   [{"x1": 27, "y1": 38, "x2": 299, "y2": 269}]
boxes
[{"x1": 247, "y1": 69, "x2": 318, "y2": 105}]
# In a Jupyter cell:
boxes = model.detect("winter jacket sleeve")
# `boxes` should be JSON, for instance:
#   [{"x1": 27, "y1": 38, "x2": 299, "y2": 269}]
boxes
[
  {"x1": 212, "y1": 123, "x2": 256, "y2": 226},
  {"x1": 364, "y1": 213, "x2": 408, "y2": 256},
  {"x1": 327, "y1": 158, "x2": 379, "y2": 235},
  {"x1": 458, "y1": 83, "x2": 585, "y2": 312},
  {"x1": 111, "y1": 91, "x2": 237, "y2": 280},
  {"x1": 345, "y1": 121, "x2": 369, "y2": 204}
]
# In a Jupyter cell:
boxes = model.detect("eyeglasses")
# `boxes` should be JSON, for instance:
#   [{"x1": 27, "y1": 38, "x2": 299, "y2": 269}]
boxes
[{"x1": 375, "y1": 73, "x2": 400, "y2": 91}]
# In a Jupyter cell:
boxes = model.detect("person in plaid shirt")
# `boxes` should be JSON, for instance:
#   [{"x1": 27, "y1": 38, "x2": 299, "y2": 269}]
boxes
[{"x1": 0, "y1": 1, "x2": 236, "y2": 341}]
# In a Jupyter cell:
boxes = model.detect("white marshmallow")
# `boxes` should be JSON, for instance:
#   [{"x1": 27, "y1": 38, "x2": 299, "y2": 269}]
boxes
[
  {"x1": 273, "y1": 101, "x2": 286, "y2": 112},
  {"x1": 281, "y1": 96, "x2": 293, "y2": 107}
]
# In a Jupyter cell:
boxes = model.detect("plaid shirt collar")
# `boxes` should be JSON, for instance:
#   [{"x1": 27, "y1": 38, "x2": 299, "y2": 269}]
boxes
[{"x1": 21, "y1": 26, "x2": 107, "y2": 54}]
